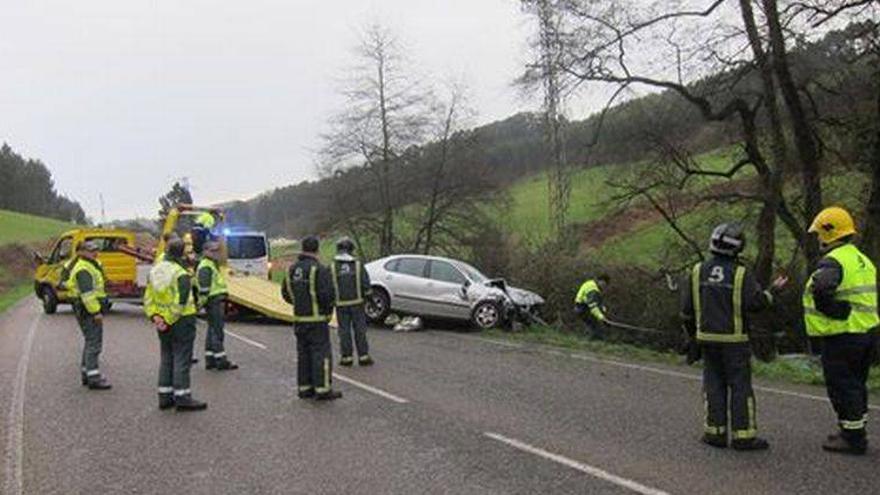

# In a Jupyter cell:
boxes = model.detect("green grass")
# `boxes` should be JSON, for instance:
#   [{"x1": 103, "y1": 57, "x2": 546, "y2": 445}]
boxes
[
  {"x1": 0, "y1": 209, "x2": 75, "y2": 246},
  {"x1": 0, "y1": 284, "x2": 32, "y2": 314},
  {"x1": 500, "y1": 147, "x2": 741, "y2": 241},
  {"x1": 485, "y1": 325, "x2": 880, "y2": 392}
]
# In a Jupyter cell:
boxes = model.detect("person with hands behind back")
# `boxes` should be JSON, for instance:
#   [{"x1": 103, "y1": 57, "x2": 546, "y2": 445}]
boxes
[{"x1": 144, "y1": 238, "x2": 207, "y2": 411}]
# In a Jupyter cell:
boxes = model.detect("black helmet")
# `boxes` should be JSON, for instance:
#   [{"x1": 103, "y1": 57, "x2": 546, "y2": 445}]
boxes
[
  {"x1": 709, "y1": 223, "x2": 745, "y2": 257},
  {"x1": 301, "y1": 235, "x2": 320, "y2": 254},
  {"x1": 336, "y1": 236, "x2": 355, "y2": 254}
]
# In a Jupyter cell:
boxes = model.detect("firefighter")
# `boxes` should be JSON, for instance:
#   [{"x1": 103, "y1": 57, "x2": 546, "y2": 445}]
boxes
[
  {"x1": 332, "y1": 237, "x2": 373, "y2": 367},
  {"x1": 68, "y1": 240, "x2": 112, "y2": 390},
  {"x1": 574, "y1": 274, "x2": 610, "y2": 340},
  {"x1": 281, "y1": 236, "x2": 341, "y2": 401},
  {"x1": 680, "y1": 223, "x2": 787, "y2": 450},
  {"x1": 803, "y1": 206, "x2": 879, "y2": 455},
  {"x1": 197, "y1": 241, "x2": 238, "y2": 371},
  {"x1": 144, "y1": 238, "x2": 207, "y2": 411}
]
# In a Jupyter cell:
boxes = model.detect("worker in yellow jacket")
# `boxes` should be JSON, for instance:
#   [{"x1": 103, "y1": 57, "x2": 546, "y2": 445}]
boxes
[
  {"x1": 574, "y1": 274, "x2": 610, "y2": 340},
  {"x1": 67, "y1": 240, "x2": 112, "y2": 390}
]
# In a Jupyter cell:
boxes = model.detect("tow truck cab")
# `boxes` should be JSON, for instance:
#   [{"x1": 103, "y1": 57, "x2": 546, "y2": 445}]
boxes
[{"x1": 34, "y1": 229, "x2": 142, "y2": 314}]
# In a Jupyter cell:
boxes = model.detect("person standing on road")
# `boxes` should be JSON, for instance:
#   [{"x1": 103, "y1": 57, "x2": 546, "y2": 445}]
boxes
[
  {"x1": 67, "y1": 240, "x2": 112, "y2": 390},
  {"x1": 197, "y1": 241, "x2": 238, "y2": 371},
  {"x1": 144, "y1": 238, "x2": 207, "y2": 411},
  {"x1": 281, "y1": 236, "x2": 341, "y2": 401},
  {"x1": 680, "y1": 223, "x2": 787, "y2": 451},
  {"x1": 574, "y1": 274, "x2": 610, "y2": 340},
  {"x1": 332, "y1": 237, "x2": 374, "y2": 367},
  {"x1": 803, "y1": 207, "x2": 879, "y2": 455}
]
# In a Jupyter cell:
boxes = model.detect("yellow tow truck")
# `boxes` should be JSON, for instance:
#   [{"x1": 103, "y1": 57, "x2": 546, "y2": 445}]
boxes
[{"x1": 33, "y1": 205, "x2": 294, "y2": 322}]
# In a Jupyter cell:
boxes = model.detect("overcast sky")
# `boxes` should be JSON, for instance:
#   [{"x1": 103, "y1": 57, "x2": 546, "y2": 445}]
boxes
[{"x1": 0, "y1": 0, "x2": 596, "y2": 221}]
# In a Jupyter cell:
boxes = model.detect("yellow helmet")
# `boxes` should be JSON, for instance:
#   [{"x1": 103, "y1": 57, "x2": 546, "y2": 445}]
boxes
[
  {"x1": 808, "y1": 206, "x2": 856, "y2": 244},
  {"x1": 195, "y1": 212, "x2": 215, "y2": 229}
]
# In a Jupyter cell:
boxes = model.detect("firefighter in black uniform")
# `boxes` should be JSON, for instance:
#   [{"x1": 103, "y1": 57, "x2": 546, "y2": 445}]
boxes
[
  {"x1": 281, "y1": 236, "x2": 341, "y2": 401},
  {"x1": 680, "y1": 223, "x2": 787, "y2": 450},
  {"x1": 332, "y1": 237, "x2": 374, "y2": 366}
]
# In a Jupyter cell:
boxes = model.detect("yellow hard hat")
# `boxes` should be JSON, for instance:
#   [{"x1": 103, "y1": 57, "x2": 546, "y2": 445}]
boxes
[
  {"x1": 808, "y1": 206, "x2": 856, "y2": 244},
  {"x1": 195, "y1": 212, "x2": 215, "y2": 229}
]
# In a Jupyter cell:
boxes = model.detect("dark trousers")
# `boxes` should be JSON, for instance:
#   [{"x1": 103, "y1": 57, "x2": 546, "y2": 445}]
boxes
[
  {"x1": 336, "y1": 305, "x2": 369, "y2": 361},
  {"x1": 584, "y1": 317, "x2": 605, "y2": 341},
  {"x1": 205, "y1": 297, "x2": 227, "y2": 363},
  {"x1": 820, "y1": 333, "x2": 875, "y2": 443},
  {"x1": 295, "y1": 322, "x2": 333, "y2": 394},
  {"x1": 702, "y1": 343, "x2": 757, "y2": 440},
  {"x1": 158, "y1": 316, "x2": 197, "y2": 398},
  {"x1": 74, "y1": 303, "x2": 103, "y2": 381}
]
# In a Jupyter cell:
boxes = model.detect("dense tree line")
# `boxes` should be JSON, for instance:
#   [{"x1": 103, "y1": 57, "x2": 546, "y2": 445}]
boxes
[{"x1": 0, "y1": 143, "x2": 86, "y2": 223}]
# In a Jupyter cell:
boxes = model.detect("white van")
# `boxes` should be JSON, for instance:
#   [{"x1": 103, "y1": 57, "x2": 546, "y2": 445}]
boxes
[{"x1": 224, "y1": 230, "x2": 271, "y2": 279}]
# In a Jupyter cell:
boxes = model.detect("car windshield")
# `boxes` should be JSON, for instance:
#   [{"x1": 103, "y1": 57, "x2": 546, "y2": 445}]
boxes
[
  {"x1": 458, "y1": 262, "x2": 488, "y2": 283},
  {"x1": 227, "y1": 235, "x2": 267, "y2": 259}
]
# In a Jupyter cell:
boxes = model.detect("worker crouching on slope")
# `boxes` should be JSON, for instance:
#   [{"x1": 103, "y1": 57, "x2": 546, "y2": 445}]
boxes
[
  {"x1": 680, "y1": 223, "x2": 787, "y2": 450},
  {"x1": 574, "y1": 274, "x2": 610, "y2": 340},
  {"x1": 803, "y1": 207, "x2": 879, "y2": 455},
  {"x1": 332, "y1": 237, "x2": 374, "y2": 367},
  {"x1": 281, "y1": 236, "x2": 342, "y2": 401},
  {"x1": 144, "y1": 239, "x2": 207, "y2": 411},
  {"x1": 197, "y1": 241, "x2": 238, "y2": 371},
  {"x1": 68, "y1": 240, "x2": 112, "y2": 390}
]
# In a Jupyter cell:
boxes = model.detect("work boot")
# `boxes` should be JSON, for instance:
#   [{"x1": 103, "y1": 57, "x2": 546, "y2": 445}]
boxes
[
  {"x1": 822, "y1": 434, "x2": 867, "y2": 455},
  {"x1": 315, "y1": 390, "x2": 343, "y2": 401},
  {"x1": 297, "y1": 389, "x2": 316, "y2": 400},
  {"x1": 731, "y1": 438, "x2": 770, "y2": 451},
  {"x1": 205, "y1": 357, "x2": 217, "y2": 370},
  {"x1": 359, "y1": 356, "x2": 374, "y2": 366},
  {"x1": 175, "y1": 396, "x2": 208, "y2": 412},
  {"x1": 216, "y1": 359, "x2": 239, "y2": 371},
  {"x1": 158, "y1": 394, "x2": 175, "y2": 410},
  {"x1": 87, "y1": 377, "x2": 113, "y2": 390},
  {"x1": 81, "y1": 374, "x2": 88, "y2": 387},
  {"x1": 339, "y1": 357, "x2": 354, "y2": 367},
  {"x1": 701, "y1": 434, "x2": 727, "y2": 449}
]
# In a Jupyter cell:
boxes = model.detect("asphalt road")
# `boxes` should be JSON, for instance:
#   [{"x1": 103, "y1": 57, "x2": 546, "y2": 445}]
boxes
[{"x1": 1, "y1": 299, "x2": 877, "y2": 495}]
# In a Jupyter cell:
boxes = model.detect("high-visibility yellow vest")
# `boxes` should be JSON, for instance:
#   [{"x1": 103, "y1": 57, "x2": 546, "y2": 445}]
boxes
[
  {"x1": 196, "y1": 258, "x2": 228, "y2": 300},
  {"x1": 804, "y1": 244, "x2": 879, "y2": 337},
  {"x1": 144, "y1": 260, "x2": 197, "y2": 325},
  {"x1": 67, "y1": 258, "x2": 107, "y2": 315},
  {"x1": 575, "y1": 279, "x2": 605, "y2": 321}
]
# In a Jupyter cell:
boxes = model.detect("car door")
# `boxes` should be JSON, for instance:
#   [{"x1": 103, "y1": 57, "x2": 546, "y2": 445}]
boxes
[
  {"x1": 47, "y1": 236, "x2": 74, "y2": 299},
  {"x1": 383, "y1": 257, "x2": 430, "y2": 315},
  {"x1": 423, "y1": 260, "x2": 472, "y2": 319}
]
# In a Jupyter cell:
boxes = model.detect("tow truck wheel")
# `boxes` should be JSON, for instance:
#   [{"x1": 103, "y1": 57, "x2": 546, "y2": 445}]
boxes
[
  {"x1": 471, "y1": 301, "x2": 501, "y2": 330},
  {"x1": 41, "y1": 286, "x2": 58, "y2": 315}
]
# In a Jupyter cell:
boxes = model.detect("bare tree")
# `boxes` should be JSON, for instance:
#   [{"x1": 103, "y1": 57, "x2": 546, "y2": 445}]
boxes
[{"x1": 321, "y1": 24, "x2": 433, "y2": 256}]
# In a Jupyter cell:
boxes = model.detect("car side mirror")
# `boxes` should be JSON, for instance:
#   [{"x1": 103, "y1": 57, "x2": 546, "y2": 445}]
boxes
[{"x1": 459, "y1": 280, "x2": 471, "y2": 299}]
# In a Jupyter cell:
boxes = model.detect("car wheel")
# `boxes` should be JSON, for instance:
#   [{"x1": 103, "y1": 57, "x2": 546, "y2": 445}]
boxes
[
  {"x1": 41, "y1": 286, "x2": 58, "y2": 315},
  {"x1": 365, "y1": 288, "x2": 390, "y2": 323},
  {"x1": 471, "y1": 300, "x2": 502, "y2": 330}
]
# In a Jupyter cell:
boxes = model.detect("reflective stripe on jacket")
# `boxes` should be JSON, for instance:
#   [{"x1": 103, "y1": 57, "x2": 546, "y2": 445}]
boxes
[{"x1": 196, "y1": 257, "x2": 228, "y2": 302}]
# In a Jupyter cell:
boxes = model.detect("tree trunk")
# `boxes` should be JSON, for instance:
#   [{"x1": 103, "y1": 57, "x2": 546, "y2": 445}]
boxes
[
  {"x1": 762, "y1": 0, "x2": 822, "y2": 266},
  {"x1": 859, "y1": 84, "x2": 880, "y2": 263}
]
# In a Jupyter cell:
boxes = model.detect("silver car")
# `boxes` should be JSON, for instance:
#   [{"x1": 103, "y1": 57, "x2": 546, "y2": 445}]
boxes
[{"x1": 364, "y1": 254, "x2": 544, "y2": 329}]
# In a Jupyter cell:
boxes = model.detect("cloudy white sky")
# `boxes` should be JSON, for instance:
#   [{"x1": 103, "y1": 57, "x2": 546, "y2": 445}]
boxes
[{"x1": 0, "y1": 0, "x2": 604, "y2": 221}]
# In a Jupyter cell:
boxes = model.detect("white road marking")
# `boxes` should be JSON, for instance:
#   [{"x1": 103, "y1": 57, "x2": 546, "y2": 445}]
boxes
[
  {"x1": 332, "y1": 373, "x2": 410, "y2": 404},
  {"x1": 224, "y1": 329, "x2": 409, "y2": 404},
  {"x1": 458, "y1": 334, "x2": 879, "y2": 411},
  {"x1": 4, "y1": 309, "x2": 41, "y2": 495},
  {"x1": 226, "y1": 330, "x2": 268, "y2": 350},
  {"x1": 484, "y1": 432, "x2": 670, "y2": 495}
]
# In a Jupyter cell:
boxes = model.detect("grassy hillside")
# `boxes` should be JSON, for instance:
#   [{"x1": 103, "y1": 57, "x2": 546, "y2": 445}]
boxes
[
  {"x1": 0, "y1": 209, "x2": 75, "y2": 246},
  {"x1": 499, "y1": 147, "x2": 742, "y2": 241}
]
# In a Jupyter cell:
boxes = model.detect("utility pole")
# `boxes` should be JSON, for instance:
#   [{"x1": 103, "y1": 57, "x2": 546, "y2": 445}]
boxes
[{"x1": 99, "y1": 193, "x2": 106, "y2": 226}]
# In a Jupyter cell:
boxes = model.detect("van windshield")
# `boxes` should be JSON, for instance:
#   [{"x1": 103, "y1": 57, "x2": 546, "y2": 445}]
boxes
[{"x1": 227, "y1": 236, "x2": 267, "y2": 259}]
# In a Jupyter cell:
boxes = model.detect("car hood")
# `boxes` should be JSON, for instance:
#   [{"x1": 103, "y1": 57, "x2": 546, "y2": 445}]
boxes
[{"x1": 473, "y1": 280, "x2": 544, "y2": 307}]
